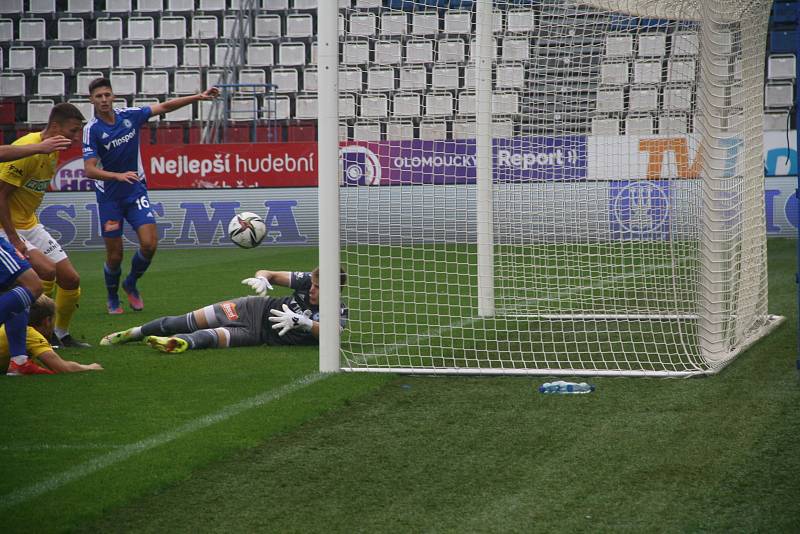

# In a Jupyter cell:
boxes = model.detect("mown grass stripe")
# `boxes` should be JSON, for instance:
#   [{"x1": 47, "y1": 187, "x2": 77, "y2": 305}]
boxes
[{"x1": 0, "y1": 372, "x2": 327, "y2": 509}]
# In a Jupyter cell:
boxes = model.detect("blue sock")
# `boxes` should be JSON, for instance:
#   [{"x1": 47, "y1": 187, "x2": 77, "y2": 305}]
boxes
[
  {"x1": 5, "y1": 307, "x2": 29, "y2": 357},
  {"x1": 0, "y1": 286, "x2": 35, "y2": 325},
  {"x1": 104, "y1": 263, "x2": 121, "y2": 300},
  {"x1": 124, "y1": 251, "x2": 151, "y2": 290}
]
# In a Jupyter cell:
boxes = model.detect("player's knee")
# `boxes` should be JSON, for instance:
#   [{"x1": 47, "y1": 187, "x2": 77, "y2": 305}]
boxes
[
  {"x1": 35, "y1": 264, "x2": 56, "y2": 282},
  {"x1": 214, "y1": 328, "x2": 230, "y2": 348},
  {"x1": 57, "y1": 270, "x2": 80, "y2": 289},
  {"x1": 140, "y1": 242, "x2": 157, "y2": 259}
]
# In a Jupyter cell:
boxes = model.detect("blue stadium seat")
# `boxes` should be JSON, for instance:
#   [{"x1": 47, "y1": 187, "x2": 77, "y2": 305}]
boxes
[
  {"x1": 771, "y1": 2, "x2": 799, "y2": 26},
  {"x1": 770, "y1": 30, "x2": 798, "y2": 53}
]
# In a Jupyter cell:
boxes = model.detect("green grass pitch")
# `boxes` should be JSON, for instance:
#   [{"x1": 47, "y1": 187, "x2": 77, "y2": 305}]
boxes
[{"x1": 0, "y1": 240, "x2": 798, "y2": 532}]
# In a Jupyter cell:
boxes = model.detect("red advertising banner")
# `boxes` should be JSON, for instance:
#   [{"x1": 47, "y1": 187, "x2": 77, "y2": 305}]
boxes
[{"x1": 52, "y1": 142, "x2": 318, "y2": 191}]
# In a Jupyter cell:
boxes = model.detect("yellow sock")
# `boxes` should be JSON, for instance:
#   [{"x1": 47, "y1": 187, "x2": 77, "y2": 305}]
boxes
[
  {"x1": 55, "y1": 286, "x2": 81, "y2": 333},
  {"x1": 42, "y1": 279, "x2": 56, "y2": 298}
]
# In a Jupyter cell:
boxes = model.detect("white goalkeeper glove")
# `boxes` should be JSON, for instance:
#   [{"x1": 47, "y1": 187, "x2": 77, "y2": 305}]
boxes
[
  {"x1": 269, "y1": 304, "x2": 313, "y2": 336},
  {"x1": 241, "y1": 276, "x2": 273, "y2": 297}
]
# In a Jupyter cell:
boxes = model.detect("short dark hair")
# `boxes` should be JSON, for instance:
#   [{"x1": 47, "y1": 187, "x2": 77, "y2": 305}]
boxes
[
  {"x1": 29, "y1": 295, "x2": 55, "y2": 327},
  {"x1": 48, "y1": 103, "x2": 84, "y2": 125},
  {"x1": 88, "y1": 77, "x2": 112, "y2": 95}
]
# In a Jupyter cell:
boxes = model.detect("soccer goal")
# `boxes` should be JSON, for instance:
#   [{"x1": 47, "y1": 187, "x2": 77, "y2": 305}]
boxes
[{"x1": 317, "y1": 0, "x2": 784, "y2": 377}]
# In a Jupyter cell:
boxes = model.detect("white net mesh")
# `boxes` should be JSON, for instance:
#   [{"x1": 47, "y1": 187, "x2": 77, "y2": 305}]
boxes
[{"x1": 332, "y1": 0, "x2": 781, "y2": 376}]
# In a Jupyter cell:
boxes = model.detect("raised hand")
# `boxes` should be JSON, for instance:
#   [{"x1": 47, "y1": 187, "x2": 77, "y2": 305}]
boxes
[{"x1": 241, "y1": 276, "x2": 273, "y2": 297}]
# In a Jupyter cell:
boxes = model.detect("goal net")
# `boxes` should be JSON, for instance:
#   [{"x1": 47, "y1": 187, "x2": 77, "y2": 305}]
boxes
[{"x1": 323, "y1": 0, "x2": 783, "y2": 377}]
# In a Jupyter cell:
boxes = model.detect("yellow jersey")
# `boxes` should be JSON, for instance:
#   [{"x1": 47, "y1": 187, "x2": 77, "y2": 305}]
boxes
[
  {"x1": 0, "y1": 325, "x2": 53, "y2": 366},
  {"x1": 0, "y1": 132, "x2": 59, "y2": 230}
]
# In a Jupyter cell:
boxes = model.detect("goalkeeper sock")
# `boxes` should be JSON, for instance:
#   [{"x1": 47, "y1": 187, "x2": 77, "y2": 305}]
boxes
[
  {"x1": 175, "y1": 329, "x2": 218, "y2": 350},
  {"x1": 140, "y1": 313, "x2": 196, "y2": 337},
  {"x1": 104, "y1": 264, "x2": 121, "y2": 299},
  {"x1": 41, "y1": 278, "x2": 56, "y2": 298},
  {"x1": 54, "y1": 286, "x2": 80, "y2": 337},
  {"x1": 124, "y1": 250, "x2": 151, "y2": 290}
]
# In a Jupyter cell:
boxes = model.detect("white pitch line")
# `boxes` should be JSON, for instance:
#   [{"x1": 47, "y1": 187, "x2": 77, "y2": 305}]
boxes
[{"x1": 0, "y1": 372, "x2": 328, "y2": 509}]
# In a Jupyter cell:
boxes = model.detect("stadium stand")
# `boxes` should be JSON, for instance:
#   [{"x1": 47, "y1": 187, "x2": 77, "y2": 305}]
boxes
[{"x1": 0, "y1": 1, "x2": 795, "y2": 141}]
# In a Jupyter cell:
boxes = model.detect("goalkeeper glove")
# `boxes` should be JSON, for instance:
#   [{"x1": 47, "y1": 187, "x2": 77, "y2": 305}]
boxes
[
  {"x1": 269, "y1": 304, "x2": 313, "y2": 336},
  {"x1": 241, "y1": 276, "x2": 273, "y2": 297}
]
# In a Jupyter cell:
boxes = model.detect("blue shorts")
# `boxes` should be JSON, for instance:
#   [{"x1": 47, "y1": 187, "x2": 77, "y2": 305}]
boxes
[
  {"x1": 0, "y1": 237, "x2": 31, "y2": 290},
  {"x1": 98, "y1": 192, "x2": 156, "y2": 238}
]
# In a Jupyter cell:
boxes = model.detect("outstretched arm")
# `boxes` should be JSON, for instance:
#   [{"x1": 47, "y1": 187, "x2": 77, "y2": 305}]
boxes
[
  {"x1": 0, "y1": 136, "x2": 71, "y2": 162},
  {"x1": 37, "y1": 350, "x2": 103, "y2": 373},
  {"x1": 150, "y1": 87, "x2": 219, "y2": 116},
  {"x1": 254, "y1": 270, "x2": 292, "y2": 287},
  {"x1": 84, "y1": 157, "x2": 138, "y2": 183}
]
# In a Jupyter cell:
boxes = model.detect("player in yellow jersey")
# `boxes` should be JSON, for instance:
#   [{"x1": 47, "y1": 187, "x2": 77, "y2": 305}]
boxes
[
  {"x1": 0, "y1": 103, "x2": 91, "y2": 348},
  {"x1": 0, "y1": 295, "x2": 103, "y2": 374}
]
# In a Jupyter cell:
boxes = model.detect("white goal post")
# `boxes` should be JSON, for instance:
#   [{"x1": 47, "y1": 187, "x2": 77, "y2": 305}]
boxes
[{"x1": 318, "y1": 0, "x2": 784, "y2": 377}]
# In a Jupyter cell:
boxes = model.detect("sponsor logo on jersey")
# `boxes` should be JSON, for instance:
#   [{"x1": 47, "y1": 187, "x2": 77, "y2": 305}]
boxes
[
  {"x1": 221, "y1": 301, "x2": 238, "y2": 320},
  {"x1": 102, "y1": 129, "x2": 136, "y2": 151},
  {"x1": 101, "y1": 132, "x2": 109, "y2": 139},
  {"x1": 104, "y1": 220, "x2": 121, "y2": 232},
  {"x1": 23, "y1": 179, "x2": 49, "y2": 193},
  {"x1": 123, "y1": 119, "x2": 132, "y2": 129}
]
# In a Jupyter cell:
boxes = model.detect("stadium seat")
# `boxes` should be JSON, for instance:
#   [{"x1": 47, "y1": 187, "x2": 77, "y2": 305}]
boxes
[
  {"x1": 294, "y1": 95, "x2": 317, "y2": 120},
  {"x1": 137, "y1": 0, "x2": 162, "y2": 11},
  {"x1": 438, "y1": 39, "x2": 466, "y2": 63},
  {"x1": 205, "y1": 69, "x2": 223, "y2": 88},
  {"x1": 670, "y1": 31, "x2": 699, "y2": 56},
  {"x1": 667, "y1": 58, "x2": 696, "y2": 83},
  {"x1": 425, "y1": 92, "x2": 454, "y2": 117},
  {"x1": 165, "y1": 102, "x2": 192, "y2": 121},
  {"x1": 292, "y1": 0, "x2": 317, "y2": 9},
  {"x1": 247, "y1": 42, "x2": 275, "y2": 67},
  {"x1": 625, "y1": 114, "x2": 654, "y2": 135},
  {"x1": 367, "y1": 67, "x2": 396, "y2": 92},
  {"x1": 287, "y1": 122, "x2": 316, "y2": 142},
  {"x1": 386, "y1": 120, "x2": 414, "y2": 140},
  {"x1": 406, "y1": 40, "x2": 434, "y2": 63},
  {"x1": 495, "y1": 63, "x2": 525, "y2": 89},
  {"x1": 637, "y1": 32, "x2": 666, "y2": 57},
  {"x1": 0, "y1": 72, "x2": 27, "y2": 98},
  {"x1": 279, "y1": 42, "x2": 306, "y2": 66},
  {"x1": 87, "y1": 45, "x2": 114, "y2": 69},
  {"x1": 765, "y1": 81, "x2": 795, "y2": 108},
  {"x1": 96, "y1": 18, "x2": 124, "y2": 41},
  {"x1": 506, "y1": 8, "x2": 535, "y2": 33},
  {"x1": 113, "y1": 97, "x2": 128, "y2": 109},
  {"x1": 66, "y1": 0, "x2": 92, "y2": 13},
  {"x1": 392, "y1": 92, "x2": 421, "y2": 117},
  {"x1": 605, "y1": 33, "x2": 634, "y2": 57},
  {"x1": 374, "y1": 40, "x2": 402, "y2": 65},
  {"x1": 110, "y1": 70, "x2": 137, "y2": 96},
  {"x1": 352, "y1": 122, "x2": 381, "y2": 141},
  {"x1": 268, "y1": 95, "x2": 291, "y2": 120},
  {"x1": 658, "y1": 113, "x2": 688, "y2": 134},
  {"x1": 444, "y1": 10, "x2": 471, "y2": 34},
  {"x1": 141, "y1": 70, "x2": 169, "y2": 95},
  {"x1": 215, "y1": 44, "x2": 242, "y2": 66},
  {"x1": 339, "y1": 67, "x2": 363, "y2": 93},
  {"x1": 160, "y1": 16, "x2": 187, "y2": 40},
  {"x1": 339, "y1": 94, "x2": 357, "y2": 119},
  {"x1": 0, "y1": 18, "x2": 11, "y2": 42},
  {"x1": 493, "y1": 91, "x2": 519, "y2": 115},
  {"x1": 360, "y1": 93, "x2": 389, "y2": 118},
  {"x1": 68, "y1": 98, "x2": 94, "y2": 120},
  {"x1": 663, "y1": 84, "x2": 693, "y2": 111},
  {"x1": 37, "y1": 71, "x2": 65, "y2": 96},
  {"x1": 600, "y1": 61, "x2": 629, "y2": 85},
  {"x1": 199, "y1": 0, "x2": 225, "y2": 10},
  {"x1": 133, "y1": 97, "x2": 159, "y2": 117},
  {"x1": 432, "y1": 65, "x2": 460, "y2": 90},
  {"x1": 223, "y1": 15, "x2": 251, "y2": 38},
  {"x1": 254, "y1": 15, "x2": 281, "y2": 39},
  {"x1": 19, "y1": 18, "x2": 47, "y2": 42},
  {"x1": 183, "y1": 44, "x2": 211, "y2": 67},
  {"x1": 29, "y1": 0, "x2": 56, "y2": 13},
  {"x1": 591, "y1": 116, "x2": 620, "y2": 135},
  {"x1": 412, "y1": 11, "x2": 439, "y2": 36},
  {"x1": 119, "y1": 45, "x2": 146, "y2": 69},
  {"x1": 168, "y1": 0, "x2": 194, "y2": 11},
  {"x1": 629, "y1": 86, "x2": 658, "y2": 112},
  {"x1": 349, "y1": 13, "x2": 377, "y2": 37},
  {"x1": 380, "y1": 12, "x2": 407, "y2": 36},
  {"x1": 27, "y1": 99, "x2": 55, "y2": 124},
  {"x1": 156, "y1": 126, "x2": 185, "y2": 144},
  {"x1": 128, "y1": 16, "x2": 155, "y2": 40},
  {"x1": 174, "y1": 69, "x2": 202, "y2": 94},
  {"x1": 633, "y1": 59, "x2": 662, "y2": 85},
  {"x1": 287, "y1": 14, "x2": 314, "y2": 38},
  {"x1": 768, "y1": 54, "x2": 796, "y2": 80},
  {"x1": 501, "y1": 37, "x2": 529, "y2": 62},
  {"x1": 271, "y1": 68, "x2": 299, "y2": 93},
  {"x1": 457, "y1": 91, "x2": 475, "y2": 115},
  {"x1": 452, "y1": 119, "x2": 475, "y2": 139},
  {"x1": 48, "y1": 46, "x2": 76, "y2": 70},
  {"x1": 493, "y1": 118, "x2": 513, "y2": 138},
  {"x1": 419, "y1": 120, "x2": 447, "y2": 140},
  {"x1": 0, "y1": 0, "x2": 22, "y2": 14},
  {"x1": 399, "y1": 65, "x2": 427, "y2": 91},
  {"x1": 354, "y1": 0, "x2": 381, "y2": 7},
  {"x1": 230, "y1": 96, "x2": 260, "y2": 122},
  {"x1": 106, "y1": 0, "x2": 132, "y2": 12},
  {"x1": 8, "y1": 47, "x2": 36, "y2": 71},
  {"x1": 302, "y1": 67, "x2": 318, "y2": 92},
  {"x1": 76, "y1": 71, "x2": 104, "y2": 95},
  {"x1": 239, "y1": 68, "x2": 267, "y2": 92},
  {"x1": 468, "y1": 37, "x2": 498, "y2": 62},
  {"x1": 151, "y1": 44, "x2": 179, "y2": 69},
  {"x1": 595, "y1": 87, "x2": 624, "y2": 113},
  {"x1": 264, "y1": 0, "x2": 289, "y2": 10},
  {"x1": 764, "y1": 110, "x2": 790, "y2": 131},
  {"x1": 193, "y1": 16, "x2": 219, "y2": 39},
  {"x1": 770, "y1": 30, "x2": 798, "y2": 54},
  {"x1": 57, "y1": 18, "x2": 85, "y2": 41},
  {"x1": 342, "y1": 41, "x2": 370, "y2": 65}
]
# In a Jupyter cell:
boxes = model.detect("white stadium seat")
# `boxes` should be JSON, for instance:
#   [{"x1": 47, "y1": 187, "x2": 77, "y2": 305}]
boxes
[
  {"x1": 254, "y1": 15, "x2": 281, "y2": 38},
  {"x1": 506, "y1": 9, "x2": 535, "y2": 33},
  {"x1": 238, "y1": 69, "x2": 266, "y2": 92},
  {"x1": 29, "y1": 0, "x2": 56, "y2": 13},
  {"x1": 625, "y1": 114, "x2": 654, "y2": 135},
  {"x1": 386, "y1": 120, "x2": 414, "y2": 140},
  {"x1": 591, "y1": 116, "x2": 620, "y2": 135},
  {"x1": 295, "y1": 94, "x2": 318, "y2": 120},
  {"x1": 367, "y1": 67, "x2": 395, "y2": 92},
  {"x1": 271, "y1": 68, "x2": 299, "y2": 93},
  {"x1": 303, "y1": 67, "x2": 318, "y2": 92},
  {"x1": 137, "y1": 0, "x2": 162, "y2": 11},
  {"x1": 174, "y1": 69, "x2": 201, "y2": 94},
  {"x1": 380, "y1": 12, "x2": 407, "y2": 36},
  {"x1": 343, "y1": 41, "x2": 369, "y2": 65},
  {"x1": 160, "y1": 16, "x2": 187, "y2": 40},
  {"x1": 444, "y1": 10, "x2": 471, "y2": 34},
  {"x1": 419, "y1": 120, "x2": 447, "y2": 140},
  {"x1": 605, "y1": 33, "x2": 633, "y2": 57},
  {"x1": 595, "y1": 88, "x2": 624, "y2": 113},
  {"x1": 286, "y1": 14, "x2": 313, "y2": 38},
  {"x1": 67, "y1": 0, "x2": 92, "y2": 13},
  {"x1": 19, "y1": 18, "x2": 46, "y2": 42},
  {"x1": 76, "y1": 71, "x2": 104, "y2": 95},
  {"x1": 151, "y1": 44, "x2": 179, "y2": 69},
  {"x1": 659, "y1": 113, "x2": 688, "y2": 134},
  {"x1": 374, "y1": 40, "x2": 402, "y2": 65},
  {"x1": 96, "y1": 18, "x2": 123, "y2": 41},
  {"x1": 399, "y1": 65, "x2": 427, "y2": 91},
  {"x1": 0, "y1": 73, "x2": 25, "y2": 97},
  {"x1": 671, "y1": 31, "x2": 699, "y2": 56},
  {"x1": 667, "y1": 58, "x2": 696, "y2": 83},
  {"x1": 183, "y1": 44, "x2": 210, "y2": 67},
  {"x1": 501, "y1": 37, "x2": 529, "y2": 62},
  {"x1": 128, "y1": 17, "x2": 155, "y2": 41},
  {"x1": 438, "y1": 39, "x2": 466, "y2": 63},
  {"x1": 633, "y1": 60, "x2": 662, "y2": 85},
  {"x1": 406, "y1": 40, "x2": 434, "y2": 64},
  {"x1": 393, "y1": 92, "x2": 421, "y2": 118},
  {"x1": 247, "y1": 42, "x2": 274, "y2": 66},
  {"x1": 37, "y1": 71, "x2": 65, "y2": 96},
  {"x1": 0, "y1": 19, "x2": 12, "y2": 42},
  {"x1": 27, "y1": 99, "x2": 55, "y2": 124},
  {"x1": 110, "y1": 70, "x2": 137, "y2": 95},
  {"x1": 349, "y1": 13, "x2": 377, "y2": 37},
  {"x1": 69, "y1": 99, "x2": 94, "y2": 120},
  {"x1": 629, "y1": 85, "x2": 658, "y2": 112},
  {"x1": 496, "y1": 63, "x2": 525, "y2": 89},
  {"x1": 600, "y1": 61, "x2": 629, "y2": 85},
  {"x1": 432, "y1": 65, "x2": 460, "y2": 90},
  {"x1": 360, "y1": 93, "x2": 389, "y2": 119},
  {"x1": 224, "y1": 15, "x2": 251, "y2": 38},
  {"x1": 118, "y1": 44, "x2": 146, "y2": 69},
  {"x1": 48, "y1": 46, "x2": 76, "y2": 70},
  {"x1": 87, "y1": 45, "x2": 114, "y2": 69},
  {"x1": 192, "y1": 16, "x2": 219, "y2": 39},
  {"x1": 9, "y1": 47, "x2": 36, "y2": 70},
  {"x1": 637, "y1": 32, "x2": 666, "y2": 57},
  {"x1": 425, "y1": 92, "x2": 454, "y2": 117},
  {"x1": 279, "y1": 42, "x2": 306, "y2": 66},
  {"x1": 664, "y1": 84, "x2": 693, "y2": 111},
  {"x1": 141, "y1": 70, "x2": 169, "y2": 95},
  {"x1": 353, "y1": 121, "x2": 381, "y2": 141},
  {"x1": 106, "y1": 0, "x2": 132, "y2": 12},
  {"x1": 412, "y1": 11, "x2": 439, "y2": 36},
  {"x1": 339, "y1": 67, "x2": 363, "y2": 93},
  {"x1": 58, "y1": 18, "x2": 85, "y2": 41}
]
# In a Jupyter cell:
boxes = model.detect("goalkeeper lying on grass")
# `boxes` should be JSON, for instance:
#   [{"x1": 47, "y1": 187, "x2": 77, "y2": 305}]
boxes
[{"x1": 100, "y1": 267, "x2": 347, "y2": 353}]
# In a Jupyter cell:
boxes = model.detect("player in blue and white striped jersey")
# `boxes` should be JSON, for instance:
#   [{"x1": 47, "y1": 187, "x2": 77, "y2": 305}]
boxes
[{"x1": 82, "y1": 77, "x2": 219, "y2": 314}]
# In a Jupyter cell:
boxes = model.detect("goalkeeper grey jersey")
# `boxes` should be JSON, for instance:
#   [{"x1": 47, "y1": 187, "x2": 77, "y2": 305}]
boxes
[{"x1": 258, "y1": 271, "x2": 348, "y2": 346}]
